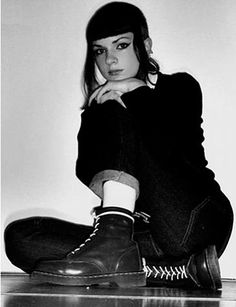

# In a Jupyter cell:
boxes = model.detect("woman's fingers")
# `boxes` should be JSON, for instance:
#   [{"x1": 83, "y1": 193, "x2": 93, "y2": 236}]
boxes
[
  {"x1": 97, "y1": 90, "x2": 127, "y2": 108},
  {"x1": 98, "y1": 90, "x2": 120, "y2": 103},
  {"x1": 88, "y1": 78, "x2": 146, "y2": 106},
  {"x1": 89, "y1": 81, "x2": 126, "y2": 106},
  {"x1": 88, "y1": 86, "x2": 103, "y2": 106},
  {"x1": 95, "y1": 82, "x2": 120, "y2": 103}
]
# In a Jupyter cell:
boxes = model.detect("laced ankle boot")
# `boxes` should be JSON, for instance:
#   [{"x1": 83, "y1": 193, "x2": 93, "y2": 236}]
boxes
[
  {"x1": 144, "y1": 245, "x2": 221, "y2": 290},
  {"x1": 31, "y1": 207, "x2": 146, "y2": 287}
]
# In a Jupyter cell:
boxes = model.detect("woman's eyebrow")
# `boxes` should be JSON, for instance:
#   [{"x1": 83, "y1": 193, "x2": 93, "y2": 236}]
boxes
[
  {"x1": 92, "y1": 44, "x2": 104, "y2": 48},
  {"x1": 112, "y1": 36, "x2": 132, "y2": 44}
]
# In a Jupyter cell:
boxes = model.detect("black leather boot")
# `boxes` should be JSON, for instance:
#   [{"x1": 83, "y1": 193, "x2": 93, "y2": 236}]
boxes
[
  {"x1": 144, "y1": 245, "x2": 222, "y2": 290},
  {"x1": 31, "y1": 207, "x2": 146, "y2": 287}
]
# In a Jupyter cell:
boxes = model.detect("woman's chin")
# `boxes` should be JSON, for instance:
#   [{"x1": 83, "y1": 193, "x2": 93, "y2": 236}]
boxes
[{"x1": 106, "y1": 75, "x2": 129, "y2": 82}]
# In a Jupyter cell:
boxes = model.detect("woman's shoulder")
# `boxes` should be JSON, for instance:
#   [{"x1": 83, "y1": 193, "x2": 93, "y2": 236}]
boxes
[
  {"x1": 157, "y1": 71, "x2": 201, "y2": 91},
  {"x1": 155, "y1": 72, "x2": 202, "y2": 114}
]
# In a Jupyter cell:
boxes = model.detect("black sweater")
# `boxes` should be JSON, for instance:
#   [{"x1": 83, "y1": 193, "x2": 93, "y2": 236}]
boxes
[{"x1": 121, "y1": 72, "x2": 218, "y2": 191}]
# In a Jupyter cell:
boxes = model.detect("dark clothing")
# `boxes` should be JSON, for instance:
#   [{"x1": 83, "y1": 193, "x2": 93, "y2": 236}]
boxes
[
  {"x1": 76, "y1": 72, "x2": 233, "y2": 256},
  {"x1": 76, "y1": 72, "x2": 217, "y2": 196},
  {"x1": 4, "y1": 72, "x2": 233, "y2": 273}
]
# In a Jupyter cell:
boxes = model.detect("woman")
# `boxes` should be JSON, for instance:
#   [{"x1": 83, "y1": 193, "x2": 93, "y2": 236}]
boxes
[{"x1": 5, "y1": 2, "x2": 233, "y2": 289}]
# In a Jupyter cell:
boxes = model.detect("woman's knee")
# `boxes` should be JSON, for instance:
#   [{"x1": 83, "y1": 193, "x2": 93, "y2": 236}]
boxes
[
  {"x1": 147, "y1": 193, "x2": 234, "y2": 258},
  {"x1": 179, "y1": 194, "x2": 233, "y2": 257},
  {"x1": 5, "y1": 217, "x2": 39, "y2": 246},
  {"x1": 4, "y1": 217, "x2": 42, "y2": 272}
]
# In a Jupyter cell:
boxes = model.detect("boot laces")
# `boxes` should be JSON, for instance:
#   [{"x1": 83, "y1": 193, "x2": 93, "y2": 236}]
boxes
[
  {"x1": 69, "y1": 216, "x2": 100, "y2": 255},
  {"x1": 133, "y1": 211, "x2": 150, "y2": 223},
  {"x1": 142, "y1": 258, "x2": 188, "y2": 281}
]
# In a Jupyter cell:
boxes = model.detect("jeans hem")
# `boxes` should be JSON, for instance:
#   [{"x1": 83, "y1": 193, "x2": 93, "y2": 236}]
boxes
[{"x1": 89, "y1": 169, "x2": 140, "y2": 200}]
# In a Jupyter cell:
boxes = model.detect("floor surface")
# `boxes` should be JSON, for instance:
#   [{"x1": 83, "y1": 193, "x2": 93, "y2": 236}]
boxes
[{"x1": 1, "y1": 273, "x2": 236, "y2": 306}]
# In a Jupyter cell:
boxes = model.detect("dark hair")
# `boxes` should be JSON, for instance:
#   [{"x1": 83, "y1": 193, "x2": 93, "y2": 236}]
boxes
[{"x1": 82, "y1": 2, "x2": 159, "y2": 108}]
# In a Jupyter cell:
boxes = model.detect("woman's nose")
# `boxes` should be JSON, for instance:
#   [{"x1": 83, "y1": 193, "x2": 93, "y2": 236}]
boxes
[{"x1": 105, "y1": 52, "x2": 118, "y2": 65}]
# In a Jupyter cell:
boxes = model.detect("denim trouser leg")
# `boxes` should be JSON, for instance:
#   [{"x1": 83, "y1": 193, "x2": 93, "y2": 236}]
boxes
[
  {"x1": 76, "y1": 101, "x2": 233, "y2": 259},
  {"x1": 135, "y1": 146, "x2": 233, "y2": 258},
  {"x1": 4, "y1": 217, "x2": 93, "y2": 273},
  {"x1": 76, "y1": 101, "x2": 140, "y2": 199}
]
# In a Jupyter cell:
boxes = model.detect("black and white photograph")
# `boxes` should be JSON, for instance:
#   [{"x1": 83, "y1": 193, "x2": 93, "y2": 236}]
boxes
[{"x1": 2, "y1": 0, "x2": 236, "y2": 305}]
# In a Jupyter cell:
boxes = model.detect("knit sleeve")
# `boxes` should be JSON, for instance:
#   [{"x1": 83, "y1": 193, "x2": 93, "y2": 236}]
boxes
[{"x1": 173, "y1": 73, "x2": 208, "y2": 167}]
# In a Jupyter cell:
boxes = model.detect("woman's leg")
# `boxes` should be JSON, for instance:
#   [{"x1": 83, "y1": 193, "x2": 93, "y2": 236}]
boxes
[
  {"x1": 135, "y1": 144, "x2": 234, "y2": 259},
  {"x1": 72, "y1": 100, "x2": 234, "y2": 290},
  {"x1": 4, "y1": 217, "x2": 92, "y2": 273},
  {"x1": 77, "y1": 100, "x2": 233, "y2": 260},
  {"x1": 6, "y1": 100, "x2": 233, "y2": 288},
  {"x1": 4, "y1": 101, "x2": 141, "y2": 275},
  {"x1": 4, "y1": 214, "x2": 153, "y2": 274},
  {"x1": 76, "y1": 101, "x2": 140, "y2": 200},
  {"x1": 30, "y1": 102, "x2": 149, "y2": 287},
  {"x1": 131, "y1": 138, "x2": 234, "y2": 289}
]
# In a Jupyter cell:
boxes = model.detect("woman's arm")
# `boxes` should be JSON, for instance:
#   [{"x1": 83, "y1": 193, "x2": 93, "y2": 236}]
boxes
[
  {"x1": 88, "y1": 78, "x2": 147, "y2": 107},
  {"x1": 121, "y1": 73, "x2": 205, "y2": 161}
]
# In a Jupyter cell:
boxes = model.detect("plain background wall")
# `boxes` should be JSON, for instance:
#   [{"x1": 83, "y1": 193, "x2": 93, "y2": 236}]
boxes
[{"x1": 1, "y1": 0, "x2": 236, "y2": 277}]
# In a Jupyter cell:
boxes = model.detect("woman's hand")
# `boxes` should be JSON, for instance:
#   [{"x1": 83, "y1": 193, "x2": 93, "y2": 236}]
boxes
[{"x1": 88, "y1": 78, "x2": 147, "y2": 107}]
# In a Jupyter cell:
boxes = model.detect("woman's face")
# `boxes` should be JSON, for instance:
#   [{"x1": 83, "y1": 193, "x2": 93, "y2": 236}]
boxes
[{"x1": 92, "y1": 32, "x2": 140, "y2": 81}]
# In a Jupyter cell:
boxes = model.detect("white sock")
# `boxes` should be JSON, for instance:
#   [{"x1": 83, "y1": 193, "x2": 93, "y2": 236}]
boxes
[{"x1": 102, "y1": 180, "x2": 136, "y2": 212}]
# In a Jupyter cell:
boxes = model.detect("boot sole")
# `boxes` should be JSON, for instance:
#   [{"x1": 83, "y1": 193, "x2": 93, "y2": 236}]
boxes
[
  {"x1": 31, "y1": 270, "x2": 146, "y2": 288},
  {"x1": 204, "y1": 245, "x2": 222, "y2": 290}
]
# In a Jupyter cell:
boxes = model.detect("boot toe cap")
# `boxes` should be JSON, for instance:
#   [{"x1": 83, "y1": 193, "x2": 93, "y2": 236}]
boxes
[{"x1": 33, "y1": 259, "x2": 104, "y2": 277}]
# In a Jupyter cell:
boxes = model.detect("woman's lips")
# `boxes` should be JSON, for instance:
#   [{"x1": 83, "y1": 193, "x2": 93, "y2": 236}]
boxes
[{"x1": 108, "y1": 69, "x2": 123, "y2": 76}]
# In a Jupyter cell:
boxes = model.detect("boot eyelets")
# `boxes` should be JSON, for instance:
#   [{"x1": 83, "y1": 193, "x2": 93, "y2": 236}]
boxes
[
  {"x1": 144, "y1": 262, "x2": 188, "y2": 281},
  {"x1": 68, "y1": 218, "x2": 101, "y2": 255}
]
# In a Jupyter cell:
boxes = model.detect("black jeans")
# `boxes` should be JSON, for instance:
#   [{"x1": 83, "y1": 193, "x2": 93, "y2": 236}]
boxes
[{"x1": 4, "y1": 101, "x2": 233, "y2": 273}]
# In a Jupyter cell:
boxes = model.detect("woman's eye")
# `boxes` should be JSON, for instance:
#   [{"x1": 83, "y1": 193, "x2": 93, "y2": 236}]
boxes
[
  {"x1": 93, "y1": 49, "x2": 105, "y2": 56},
  {"x1": 117, "y1": 43, "x2": 130, "y2": 50}
]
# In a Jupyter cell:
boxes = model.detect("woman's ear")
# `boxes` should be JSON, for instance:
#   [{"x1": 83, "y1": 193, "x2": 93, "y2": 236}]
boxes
[{"x1": 144, "y1": 37, "x2": 153, "y2": 55}]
